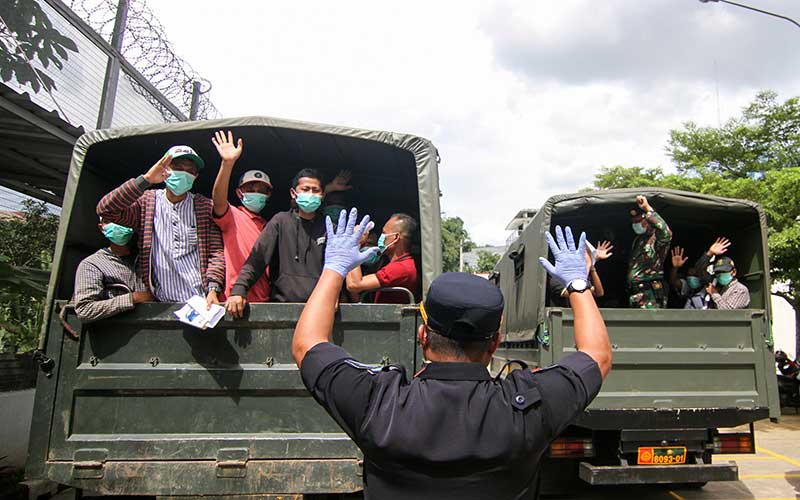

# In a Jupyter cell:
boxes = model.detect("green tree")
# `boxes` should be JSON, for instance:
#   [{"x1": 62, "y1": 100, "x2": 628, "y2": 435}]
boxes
[
  {"x1": 0, "y1": 199, "x2": 59, "y2": 352},
  {"x1": 590, "y1": 91, "x2": 800, "y2": 356},
  {"x1": 0, "y1": 0, "x2": 78, "y2": 93},
  {"x1": 475, "y1": 250, "x2": 501, "y2": 274},
  {"x1": 441, "y1": 216, "x2": 475, "y2": 273}
]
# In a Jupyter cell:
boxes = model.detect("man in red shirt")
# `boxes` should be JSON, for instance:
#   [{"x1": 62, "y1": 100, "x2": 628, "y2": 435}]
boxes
[
  {"x1": 210, "y1": 130, "x2": 272, "y2": 302},
  {"x1": 345, "y1": 213, "x2": 418, "y2": 304}
]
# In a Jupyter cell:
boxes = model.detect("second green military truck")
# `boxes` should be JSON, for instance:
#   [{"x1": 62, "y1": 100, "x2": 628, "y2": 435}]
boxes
[{"x1": 492, "y1": 189, "x2": 780, "y2": 489}]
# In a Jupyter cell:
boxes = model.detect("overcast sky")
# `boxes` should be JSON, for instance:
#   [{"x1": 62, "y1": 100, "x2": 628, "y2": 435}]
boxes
[{"x1": 150, "y1": 0, "x2": 800, "y2": 246}]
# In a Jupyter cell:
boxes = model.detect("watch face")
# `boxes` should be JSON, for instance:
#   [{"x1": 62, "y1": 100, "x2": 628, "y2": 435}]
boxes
[{"x1": 569, "y1": 278, "x2": 589, "y2": 291}]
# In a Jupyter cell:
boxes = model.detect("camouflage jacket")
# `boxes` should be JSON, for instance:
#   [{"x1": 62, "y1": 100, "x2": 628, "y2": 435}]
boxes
[{"x1": 627, "y1": 210, "x2": 672, "y2": 284}]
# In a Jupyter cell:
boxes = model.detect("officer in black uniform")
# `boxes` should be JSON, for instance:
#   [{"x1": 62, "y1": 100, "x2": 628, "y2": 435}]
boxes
[{"x1": 293, "y1": 210, "x2": 612, "y2": 500}]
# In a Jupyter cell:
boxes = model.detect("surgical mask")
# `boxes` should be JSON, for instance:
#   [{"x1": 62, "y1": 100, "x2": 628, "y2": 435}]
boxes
[
  {"x1": 362, "y1": 248, "x2": 381, "y2": 266},
  {"x1": 687, "y1": 276, "x2": 702, "y2": 290},
  {"x1": 296, "y1": 193, "x2": 322, "y2": 213},
  {"x1": 716, "y1": 272, "x2": 734, "y2": 286},
  {"x1": 103, "y1": 223, "x2": 134, "y2": 246},
  {"x1": 378, "y1": 233, "x2": 398, "y2": 252},
  {"x1": 323, "y1": 205, "x2": 345, "y2": 220},
  {"x1": 164, "y1": 170, "x2": 196, "y2": 196},
  {"x1": 632, "y1": 222, "x2": 646, "y2": 235},
  {"x1": 241, "y1": 192, "x2": 269, "y2": 213}
]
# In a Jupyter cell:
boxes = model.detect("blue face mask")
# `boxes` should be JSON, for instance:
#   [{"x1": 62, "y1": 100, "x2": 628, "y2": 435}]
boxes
[
  {"x1": 716, "y1": 272, "x2": 734, "y2": 286},
  {"x1": 164, "y1": 170, "x2": 196, "y2": 196},
  {"x1": 103, "y1": 223, "x2": 134, "y2": 246},
  {"x1": 687, "y1": 276, "x2": 702, "y2": 290},
  {"x1": 632, "y1": 222, "x2": 647, "y2": 235},
  {"x1": 241, "y1": 192, "x2": 269, "y2": 213},
  {"x1": 296, "y1": 192, "x2": 322, "y2": 213}
]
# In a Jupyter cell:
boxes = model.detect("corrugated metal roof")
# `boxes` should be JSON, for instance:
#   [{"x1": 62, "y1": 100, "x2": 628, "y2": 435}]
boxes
[{"x1": 0, "y1": 82, "x2": 84, "y2": 206}]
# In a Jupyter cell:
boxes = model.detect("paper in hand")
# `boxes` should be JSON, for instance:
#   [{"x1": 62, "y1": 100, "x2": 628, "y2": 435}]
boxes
[{"x1": 174, "y1": 295, "x2": 225, "y2": 330}]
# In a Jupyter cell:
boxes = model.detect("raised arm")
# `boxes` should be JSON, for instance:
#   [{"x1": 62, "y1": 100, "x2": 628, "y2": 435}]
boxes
[
  {"x1": 669, "y1": 246, "x2": 688, "y2": 291},
  {"x1": 211, "y1": 130, "x2": 243, "y2": 217},
  {"x1": 538, "y1": 226, "x2": 612, "y2": 378},
  {"x1": 97, "y1": 155, "x2": 171, "y2": 228},
  {"x1": 293, "y1": 209, "x2": 378, "y2": 367}
]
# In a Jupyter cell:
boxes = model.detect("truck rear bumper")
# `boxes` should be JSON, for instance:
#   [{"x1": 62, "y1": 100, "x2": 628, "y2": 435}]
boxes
[{"x1": 578, "y1": 461, "x2": 738, "y2": 485}]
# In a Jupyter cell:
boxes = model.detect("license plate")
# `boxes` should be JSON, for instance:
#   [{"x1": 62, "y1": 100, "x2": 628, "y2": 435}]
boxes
[{"x1": 637, "y1": 446, "x2": 687, "y2": 465}]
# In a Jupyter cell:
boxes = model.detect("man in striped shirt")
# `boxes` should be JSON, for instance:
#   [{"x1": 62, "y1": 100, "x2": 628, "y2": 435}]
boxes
[
  {"x1": 96, "y1": 146, "x2": 225, "y2": 306},
  {"x1": 73, "y1": 220, "x2": 153, "y2": 322}
]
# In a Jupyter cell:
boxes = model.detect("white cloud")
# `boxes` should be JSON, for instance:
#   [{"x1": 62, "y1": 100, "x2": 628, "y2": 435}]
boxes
[{"x1": 148, "y1": 0, "x2": 800, "y2": 245}]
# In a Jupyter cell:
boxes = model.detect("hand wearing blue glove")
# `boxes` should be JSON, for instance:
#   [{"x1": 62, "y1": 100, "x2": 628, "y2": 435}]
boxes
[
  {"x1": 538, "y1": 225, "x2": 589, "y2": 287},
  {"x1": 323, "y1": 208, "x2": 381, "y2": 277}
]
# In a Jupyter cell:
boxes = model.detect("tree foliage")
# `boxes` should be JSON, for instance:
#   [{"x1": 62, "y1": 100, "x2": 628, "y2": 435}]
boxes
[
  {"x1": 475, "y1": 250, "x2": 501, "y2": 274},
  {"x1": 0, "y1": 200, "x2": 59, "y2": 352},
  {"x1": 441, "y1": 216, "x2": 475, "y2": 273},
  {"x1": 592, "y1": 90, "x2": 800, "y2": 354},
  {"x1": 0, "y1": 0, "x2": 78, "y2": 93}
]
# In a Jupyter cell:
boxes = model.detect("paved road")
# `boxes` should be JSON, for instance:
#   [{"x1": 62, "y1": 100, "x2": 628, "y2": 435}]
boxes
[{"x1": 557, "y1": 412, "x2": 800, "y2": 500}]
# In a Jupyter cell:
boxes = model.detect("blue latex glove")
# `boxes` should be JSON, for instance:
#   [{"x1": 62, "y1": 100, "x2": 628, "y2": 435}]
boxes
[
  {"x1": 323, "y1": 208, "x2": 381, "y2": 277},
  {"x1": 538, "y1": 225, "x2": 589, "y2": 287}
]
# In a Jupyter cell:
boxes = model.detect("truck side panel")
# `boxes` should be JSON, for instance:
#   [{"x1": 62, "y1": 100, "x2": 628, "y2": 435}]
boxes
[
  {"x1": 31, "y1": 302, "x2": 419, "y2": 495},
  {"x1": 548, "y1": 308, "x2": 777, "y2": 416}
]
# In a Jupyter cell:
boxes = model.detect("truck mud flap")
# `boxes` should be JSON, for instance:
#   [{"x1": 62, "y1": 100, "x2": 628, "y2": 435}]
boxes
[{"x1": 578, "y1": 461, "x2": 738, "y2": 485}]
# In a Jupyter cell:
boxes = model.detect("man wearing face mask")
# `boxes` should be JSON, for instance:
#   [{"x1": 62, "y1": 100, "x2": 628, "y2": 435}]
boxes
[
  {"x1": 72, "y1": 218, "x2": 153, "y2": 322},
  {"x1": 227, "y1": 169, "x2": 331, "y2": 314},
  {"x1": 669, "y1": 246, "x2": 709, "y2": 309},
  {"x1": 210, "y1": 130, "x2": 272, "y2": 303},
  {"x1": 345, "y1": 213, "x2": 419, "y2": 303},
  {"x1": 96, "y1": 146, "x2": 225, "y2": 308},
  {"x1": 626, "y1": 195, "x2": 672, "y2": 309},
  {"x1": 706, "y1": 256, "x2": 750, "y2": 309}
]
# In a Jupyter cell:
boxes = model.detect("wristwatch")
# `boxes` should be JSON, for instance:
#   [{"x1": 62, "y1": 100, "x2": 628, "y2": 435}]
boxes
[
  {"x1": 566, "y1": 278, "x2": 590, "y2": 294},
  {"x1": 208, "y1": 283, "x2": 222, "y2": 294}
]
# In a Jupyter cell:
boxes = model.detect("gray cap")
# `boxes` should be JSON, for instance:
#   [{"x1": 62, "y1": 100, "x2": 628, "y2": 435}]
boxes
[{"x1": 238, "y1": 170, "x2": 272, "y2": 188}]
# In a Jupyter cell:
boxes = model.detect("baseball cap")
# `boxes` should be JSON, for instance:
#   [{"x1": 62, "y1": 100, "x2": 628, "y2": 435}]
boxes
[
  {"x1": 166, "y1": 145, "x2": 205, "y2": 170},
  {"x1": 420, "y1": 272, "x2": 504, "y2": 341},
  {"x1": 238, "y1": 170, "x2": 272, "y2": 188},
  {"x1": 713, "y1": 256, "x2": 735, "y2": 273}
]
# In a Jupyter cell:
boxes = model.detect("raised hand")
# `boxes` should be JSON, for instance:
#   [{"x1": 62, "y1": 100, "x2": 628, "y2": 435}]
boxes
[
  {"x1": 212, "y1": 130, "x2": 243, "y2": 164},
  {"x1": 323, "y1": 208, "x2": 379, "y2": 277},
  {"x1": 595, "y1": 240, "x2": 614, "y2": 261},
  {"x1": 708, "y1": 237, "x2": 731, "y2": 256},
  {"x1": 538, "y1": 225, "x2": 588, "y2": 287},
  {"x1": 671, "y1": 246, "x2": 688, "y2": 268},
  {"x1": 143, "y1": 154, "x2": 172, "y2": 184},
  {"x1": 326, "y1": 169, "x2": 353, "y2": 193},
  {"x1": 636, "y1": 195, "x2": 652, "y2": 212}
]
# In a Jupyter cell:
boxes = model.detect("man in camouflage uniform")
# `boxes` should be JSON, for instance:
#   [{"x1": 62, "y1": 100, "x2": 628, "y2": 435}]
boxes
[{"x1": 627, "y1": 195, "x2": 672, "y2": 309}]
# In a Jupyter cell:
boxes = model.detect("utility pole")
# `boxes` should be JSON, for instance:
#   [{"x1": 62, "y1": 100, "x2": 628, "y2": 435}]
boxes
[{"x1": 96, "y1": 0, "x2": 129, "y2": 128}]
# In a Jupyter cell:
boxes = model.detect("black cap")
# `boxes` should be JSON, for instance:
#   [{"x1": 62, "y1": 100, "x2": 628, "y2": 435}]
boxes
[
  {"x1": 713, "y1": 257, "x2": 735, "y2": 273},
  {"x1": 421, "y1": 272, "x2": 504, "y2": 340}
]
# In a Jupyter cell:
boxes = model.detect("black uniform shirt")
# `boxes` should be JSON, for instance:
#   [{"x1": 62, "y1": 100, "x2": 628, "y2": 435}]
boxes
[{"x1": 300, "y1": 342, "x2": 603, "y2": 500}]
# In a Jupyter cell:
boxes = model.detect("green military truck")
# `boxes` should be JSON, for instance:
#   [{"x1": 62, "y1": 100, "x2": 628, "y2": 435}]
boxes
[
  {"x1": 492, "y1": 189, "x2": 781, "y2": 489},
  {"x1": 26, "y1": 117, "x2": 441, "y2": 498}
]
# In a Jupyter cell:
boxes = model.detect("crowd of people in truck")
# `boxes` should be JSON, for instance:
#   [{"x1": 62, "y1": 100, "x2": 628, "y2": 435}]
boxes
[
  {"x1": 548, "y1": 194, "x2": 751, "y2": 311},
  {"x1": 71, "y1": 130, "x2": 419, "y2": 322},
  {"x1": 70, "y1": 129, "x2": 752, "y2": 324}
]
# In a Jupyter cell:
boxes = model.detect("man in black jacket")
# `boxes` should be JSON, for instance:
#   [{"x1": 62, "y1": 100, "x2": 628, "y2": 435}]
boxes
[{"x1": 226, "y1": 168, "x2": 330, "y2": 314}]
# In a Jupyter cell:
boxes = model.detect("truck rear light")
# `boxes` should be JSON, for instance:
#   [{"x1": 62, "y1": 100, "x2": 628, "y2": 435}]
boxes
[
  {"x1": 714, "y1": 433, "x2": 755, "y2": 454},
  {"x1": 549, "y1": 438, "x2": 594, "y2": 458}
]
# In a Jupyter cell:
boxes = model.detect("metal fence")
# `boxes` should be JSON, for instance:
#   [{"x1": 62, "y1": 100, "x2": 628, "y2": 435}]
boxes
[{"x1": 0, "y1": 0, "x2": 219, "y2": 131}]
